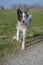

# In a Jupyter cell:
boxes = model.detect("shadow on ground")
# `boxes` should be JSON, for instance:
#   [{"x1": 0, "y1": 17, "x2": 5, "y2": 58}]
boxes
[{"x1": 26, "y1": 33, "x2": 43, "y2": 48}]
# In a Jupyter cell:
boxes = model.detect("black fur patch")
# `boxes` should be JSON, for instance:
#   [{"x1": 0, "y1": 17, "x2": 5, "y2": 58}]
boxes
[{"x1": 17, "y1": 9, "x2": 22, "y2": 21}]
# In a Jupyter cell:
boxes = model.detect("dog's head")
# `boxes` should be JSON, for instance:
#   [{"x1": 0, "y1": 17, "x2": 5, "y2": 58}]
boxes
[{"x1": 17, "y1": 9, "x2": 28, "y2": 23}]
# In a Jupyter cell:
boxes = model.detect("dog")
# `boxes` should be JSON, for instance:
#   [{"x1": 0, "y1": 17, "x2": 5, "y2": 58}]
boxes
[{"x1": 13, "y1": 9, "x2": 32, "y2": 49}]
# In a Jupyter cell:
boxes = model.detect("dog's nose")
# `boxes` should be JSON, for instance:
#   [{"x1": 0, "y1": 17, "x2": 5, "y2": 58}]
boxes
[{"x1": 22, "y1": 20, "x2": 24, "y2": 23}]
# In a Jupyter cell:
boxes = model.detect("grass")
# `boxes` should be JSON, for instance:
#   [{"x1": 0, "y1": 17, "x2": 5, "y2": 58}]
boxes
[{"x1": 0, "y1": 8, "x2": 43, "y2": 58}]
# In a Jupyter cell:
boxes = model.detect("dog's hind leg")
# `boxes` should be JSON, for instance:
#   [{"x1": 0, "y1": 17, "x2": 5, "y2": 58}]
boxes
[{"x1": 12, "y1": 34, "x2": 17, "y2": 39}]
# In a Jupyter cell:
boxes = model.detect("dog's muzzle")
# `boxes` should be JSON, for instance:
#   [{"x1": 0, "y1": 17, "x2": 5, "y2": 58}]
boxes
[{"x1": 20, "y1": 21, "x2": 25, "y2": 26}]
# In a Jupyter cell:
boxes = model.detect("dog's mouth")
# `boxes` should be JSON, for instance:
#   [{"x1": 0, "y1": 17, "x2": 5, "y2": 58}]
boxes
[
  {"x1": 20, "y1": 21, "x2": 25, "y2": 26},
  {"x1": 20, "y1": 20, "x2": 25, "y2": 23}
]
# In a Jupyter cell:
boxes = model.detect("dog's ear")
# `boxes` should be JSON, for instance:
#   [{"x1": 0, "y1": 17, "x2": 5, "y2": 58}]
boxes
[
  {"x1": 24, "y1": 9, "x2": 29, "y2": 17},
  {"x1": 17, "y1": 9, "x2": 22, "y2": 21},
  {"x1": 17, "y1": 9, "x2": 22, "y2": 14}
]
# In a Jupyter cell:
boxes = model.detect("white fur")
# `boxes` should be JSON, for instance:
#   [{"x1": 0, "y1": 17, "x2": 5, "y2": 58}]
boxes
[
  {"x1": 22, "y1": 12, "x2": 26, "y2": 22},
  {"x1": 13, "y1": 14, "x2": 32, "y2": 49}
]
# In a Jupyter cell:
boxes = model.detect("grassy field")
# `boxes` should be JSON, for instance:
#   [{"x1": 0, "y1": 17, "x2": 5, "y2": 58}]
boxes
[{"x1": 0, "y1": 8, "x2": 43, "y2": 58}]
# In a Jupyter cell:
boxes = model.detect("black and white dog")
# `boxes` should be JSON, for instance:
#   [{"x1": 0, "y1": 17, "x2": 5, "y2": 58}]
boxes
[{"x1": 13, "y1": 9, "x2": 32, "y2": 49}]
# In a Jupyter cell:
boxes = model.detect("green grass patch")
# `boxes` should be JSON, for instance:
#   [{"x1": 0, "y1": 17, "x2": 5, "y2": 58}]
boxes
[{"x1": 0, "y1": 8, "x2": 43, "y2": 58}]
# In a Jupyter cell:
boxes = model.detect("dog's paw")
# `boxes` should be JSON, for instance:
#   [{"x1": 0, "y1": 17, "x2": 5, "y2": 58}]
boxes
[{"x1": 12, "y1": 36, "x2": 16, "y2": 39}]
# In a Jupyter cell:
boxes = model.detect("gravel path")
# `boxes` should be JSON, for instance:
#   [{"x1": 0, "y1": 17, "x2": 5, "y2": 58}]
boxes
[{"x1": 5, "y1": 40, "x2": 43, "y2": 65}]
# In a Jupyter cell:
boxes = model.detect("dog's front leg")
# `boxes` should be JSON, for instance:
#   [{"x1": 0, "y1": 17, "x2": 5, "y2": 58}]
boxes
[
  {"x1": 17, "y1": 29, "x2": 19, "y2": 41},
  {"x1": 22, "y1": 29, "x2": 26, "y2": 49}
]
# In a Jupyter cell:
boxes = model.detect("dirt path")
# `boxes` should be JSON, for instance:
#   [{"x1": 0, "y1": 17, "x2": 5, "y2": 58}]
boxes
[{"x1": 2, "y1": 40, "x2": 43, "y2": 65}]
